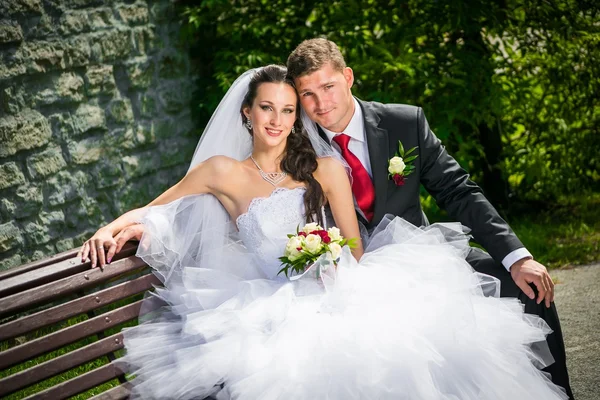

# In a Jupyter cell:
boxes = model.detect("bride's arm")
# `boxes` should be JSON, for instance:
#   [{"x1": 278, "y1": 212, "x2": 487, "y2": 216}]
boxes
[
  {"x1": 80, "y1": 156, "x2": 230, "y2": 268},
  {"x1": 315, "y1": 157, "x2": 364, "y2": 261}
]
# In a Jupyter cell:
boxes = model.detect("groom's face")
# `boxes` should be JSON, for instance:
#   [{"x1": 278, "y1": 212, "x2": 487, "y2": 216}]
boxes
[{"x1": 295, "y1": 63, "x2": 355, "y2": 133}]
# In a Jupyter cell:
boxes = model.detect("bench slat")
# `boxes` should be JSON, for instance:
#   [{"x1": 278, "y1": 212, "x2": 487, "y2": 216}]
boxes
[
  {"x1": 0, "y1": 332, "x2": 125, "y2": 397},
  {"x1": 0, "y1": 249, "x2": 78, "y2": 281},
  {"x1": 0, "y1": 258, "x2": 88, "y2": 299},
  {"x1": 0, "y1": 273, "x2": 159, "y2": 340},
  {"x1": 0, "y1": 300, "x2": 143, "y2": 370},
  {"x1": 0, "y1": 256, "x2": 147, "y2": 318},
  {"x1": 23, "y1": 362, "x2": 124, "y2": 400},
  {"x1": 0, "y1": 244, "x2": 138, "y2": 298},
  {"x1": 88, "y1": 383, "x2": 132, "y2": 400}
]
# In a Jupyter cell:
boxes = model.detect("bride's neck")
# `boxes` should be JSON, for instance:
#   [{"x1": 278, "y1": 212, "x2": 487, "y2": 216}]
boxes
[{"x1": 251, "y1": 148, "x2": 285, "y2": 173}]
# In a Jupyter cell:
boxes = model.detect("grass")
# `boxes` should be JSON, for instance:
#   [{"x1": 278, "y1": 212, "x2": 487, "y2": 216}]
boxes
[
  {"x1": 510, "y1": 202, "x2": 600, "y2": 269},
  {"x1": 423, "y1": 193, "x2": 600, "y2": 269}
]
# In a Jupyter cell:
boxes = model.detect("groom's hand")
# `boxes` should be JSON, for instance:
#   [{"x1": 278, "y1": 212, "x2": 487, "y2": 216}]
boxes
[{"x1": 510, "y1": 258, "x2": 554, "y2": 308}]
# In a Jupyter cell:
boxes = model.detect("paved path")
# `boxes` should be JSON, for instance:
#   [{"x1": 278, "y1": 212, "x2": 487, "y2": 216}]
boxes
[{"x1": 551, "y1": 263, "x2": 600, "y2": 400}]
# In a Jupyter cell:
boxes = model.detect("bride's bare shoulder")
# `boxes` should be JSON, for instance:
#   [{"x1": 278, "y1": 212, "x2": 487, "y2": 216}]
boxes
[
  {"x1": 188, "y1": 155, "x2": 244, "y2": 176},
  {"x1": 314, "y1": 157, "x2": 350, "y2": 191},
  {"x1": 185, "y1": 156, "x2": 249, "y2": 195},
  {"x1": 315, "y1": 157, "x2": 347, "y2": 176}
]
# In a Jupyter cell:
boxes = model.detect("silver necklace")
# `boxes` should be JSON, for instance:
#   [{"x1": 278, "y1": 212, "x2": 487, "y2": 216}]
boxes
[{"x1": 250, "y1": 156, "x2": 287, "y2": 186}]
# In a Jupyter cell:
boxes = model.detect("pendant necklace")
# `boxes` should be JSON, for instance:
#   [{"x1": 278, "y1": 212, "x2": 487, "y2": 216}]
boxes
[{"x1": 250, "y1": 156, "x2": 287, "y2": 186}]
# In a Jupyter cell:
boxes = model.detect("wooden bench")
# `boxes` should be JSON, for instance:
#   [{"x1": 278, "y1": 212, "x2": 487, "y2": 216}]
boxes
[{"x1": 0, "y1": 242, "x2": 160, "y2": 400}]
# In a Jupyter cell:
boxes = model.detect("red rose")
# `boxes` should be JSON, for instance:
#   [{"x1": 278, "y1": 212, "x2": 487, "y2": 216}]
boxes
[
  {"x1": 298, "y1": 232, "x2": 307, "y2": 237},
  {"x1": 322, "y1": 236, "x2": 331, "y2": 244},
  {"x1": 309, "y1": 230, "x2": 319, "y2": 235},
  {"x1": 393, "y1": 174, "x2": 405, "y2": 186},
  {"x1": 317, "y1": 230, "x2": 328, "y2": 237},
  {"x1": 296, "y1": 247, "x2": 302, "y2": 251}
]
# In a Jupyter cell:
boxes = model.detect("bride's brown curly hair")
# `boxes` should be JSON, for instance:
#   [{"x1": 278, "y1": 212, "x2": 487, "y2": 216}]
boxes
[{"x1": 240, "y1": 64, "x2": 325, "y2": 225}]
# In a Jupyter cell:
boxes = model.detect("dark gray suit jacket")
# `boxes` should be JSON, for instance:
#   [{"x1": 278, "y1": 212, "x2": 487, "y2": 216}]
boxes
[{"x1": 321, "y1": 98, "x2": 524, "y2": 264}]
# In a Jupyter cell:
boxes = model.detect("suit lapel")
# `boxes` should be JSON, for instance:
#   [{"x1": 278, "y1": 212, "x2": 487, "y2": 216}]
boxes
[
  {"x1": 357, "y1": 98, "x2": 389, "y2": 227},
  {"x1": 316, "y1": 124, "x2": 329, "y2": 144}
]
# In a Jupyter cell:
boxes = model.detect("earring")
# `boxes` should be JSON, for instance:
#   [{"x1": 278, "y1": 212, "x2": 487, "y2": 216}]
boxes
[
  {"x1": 245, "y1": 119, "x2": 253, "y2": 130},
  {"x1": 291, "y1": 126, "x2": 296, "y2": 134}
]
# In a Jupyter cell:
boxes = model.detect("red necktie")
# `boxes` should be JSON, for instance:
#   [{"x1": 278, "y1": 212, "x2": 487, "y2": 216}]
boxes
[{"x1": 333, "y1": 134, "x2": 375, "y2": 222}]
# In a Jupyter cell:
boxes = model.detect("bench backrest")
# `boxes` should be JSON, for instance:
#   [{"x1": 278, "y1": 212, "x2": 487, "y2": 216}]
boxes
[{"x1": 0, "y1": 243, "x2": 159, "y2": 400}]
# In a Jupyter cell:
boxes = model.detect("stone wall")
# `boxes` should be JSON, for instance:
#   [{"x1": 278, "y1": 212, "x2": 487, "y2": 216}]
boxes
[{"x1": 0, "y1": 0, "x2": 197, "y2": 270}]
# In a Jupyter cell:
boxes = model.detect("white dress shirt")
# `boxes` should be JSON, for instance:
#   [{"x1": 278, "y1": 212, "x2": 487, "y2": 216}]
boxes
[
  {"x1": 320, "y1": 98, "x2": 373, "y2": 178},
  {"x1": 318, "y1": 98, "x2": 531, "y2": 271}
]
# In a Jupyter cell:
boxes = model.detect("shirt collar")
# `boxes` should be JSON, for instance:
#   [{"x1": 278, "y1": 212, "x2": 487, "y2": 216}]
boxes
[{"x1": 320, "y1": 97, "x2": 366, "y2": 143}]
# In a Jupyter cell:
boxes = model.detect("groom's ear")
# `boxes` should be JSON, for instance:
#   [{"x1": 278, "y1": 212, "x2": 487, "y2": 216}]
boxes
[{"x1": 343, "y1": 67, "x2": 354, "y2": 89}]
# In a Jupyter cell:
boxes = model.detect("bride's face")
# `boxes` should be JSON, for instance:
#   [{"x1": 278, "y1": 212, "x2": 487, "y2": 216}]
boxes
[
  {"x1": 244, "y1": 82, "x2": 298, "y2": 149},
  {"x1": 295, "y1": 62, "x2": 355, "y2": 133}
]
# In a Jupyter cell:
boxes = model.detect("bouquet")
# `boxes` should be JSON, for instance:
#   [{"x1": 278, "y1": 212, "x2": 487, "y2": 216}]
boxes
[{"x1": 278, "y1": 222, "x2": 357, "y2": 277}]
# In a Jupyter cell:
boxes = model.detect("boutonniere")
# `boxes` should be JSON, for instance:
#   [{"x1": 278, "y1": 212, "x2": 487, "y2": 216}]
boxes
[{"x1": 388, "y1": 140, "x2": 418, "y2": 186}]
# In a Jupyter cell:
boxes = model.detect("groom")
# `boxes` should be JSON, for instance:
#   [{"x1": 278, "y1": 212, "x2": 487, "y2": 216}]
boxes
[{"x1": 287, "y1": 38, "x2": 573, "y2": 397}]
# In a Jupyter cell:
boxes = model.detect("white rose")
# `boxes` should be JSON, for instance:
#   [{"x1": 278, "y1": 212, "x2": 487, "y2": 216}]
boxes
[
  {"x1": 327, "y1": 227, "x2": 341, "y2": 241},
  {"x1": 288, "y1": 248, "x2": 302, "y2": 261},
  {"x1": 328, "y1": 242, "x2": 342, "y2": 261},
  {"x1": 304, "y1": 234, "x2": 322, "y2": 253},
  {"x1": 302, "y1": 222, "x2": 321, "y2": 234},
  {"x1": 285, "y1": 236, "x2": 303, "y2": 258},
  {"x1": 388, "y1": 156, "x2": 406, "y2": 175}
]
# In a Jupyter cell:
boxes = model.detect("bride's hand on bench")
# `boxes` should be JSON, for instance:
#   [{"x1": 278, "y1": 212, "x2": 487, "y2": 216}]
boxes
[{"x1": 78, "y1": 224, "x2": 145, "y2": 269}]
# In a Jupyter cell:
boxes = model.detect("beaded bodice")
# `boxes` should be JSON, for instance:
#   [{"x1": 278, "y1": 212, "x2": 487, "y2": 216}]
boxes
[{"x1": 236, "y1": 187, "x2": 308, "y2": 278}]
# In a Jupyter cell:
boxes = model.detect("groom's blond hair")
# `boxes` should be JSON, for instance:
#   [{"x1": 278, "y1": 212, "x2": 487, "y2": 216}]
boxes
[{"x1": 286, "y1": 38, "x2": 346, "y2": 79}]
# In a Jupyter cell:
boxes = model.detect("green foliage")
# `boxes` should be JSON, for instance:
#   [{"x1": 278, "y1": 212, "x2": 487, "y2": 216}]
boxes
[
  {"x1": 510, "y1": 196, "x2": 600, "y2": 268},
  {"x1": 179, "y1": 0, "x2": 599, "y2": 207},
  {"x1": 497, "y1": 1, "x2": 600, "y2": 202}
]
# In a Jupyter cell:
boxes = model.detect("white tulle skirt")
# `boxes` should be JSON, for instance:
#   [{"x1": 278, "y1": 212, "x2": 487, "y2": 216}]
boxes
[{"x1": 118, "y1": 216, "x2": 568, "y2": 400}]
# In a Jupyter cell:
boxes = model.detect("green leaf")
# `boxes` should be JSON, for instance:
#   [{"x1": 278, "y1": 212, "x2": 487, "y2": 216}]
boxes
[
  {"x1": 278, "y1": 266, "x2": 289, "y2": 277},
  {"x1": 398, "y1": 141, "x2": 405, "y2": 157},
  {"x1": 346, "y1": 237, "x2": 359, "y2": 249},
  {"x1": 404, "y1": 155, "x2": 418, "y2": 163},
  {"x1": 404, "y1": 146, "x2": 418, "y2": 156}
]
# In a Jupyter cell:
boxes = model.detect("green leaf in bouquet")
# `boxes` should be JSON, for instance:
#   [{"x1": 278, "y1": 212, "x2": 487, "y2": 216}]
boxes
[
  {"x1": 278, "y1": 265, "x2": 290, "y2": 277},
  {"x1": 403, "y1": 155, "x2": 418, "y2": 163},
  {"x1": 346, "y1": 237, "x2": 359, "y2": 249}
]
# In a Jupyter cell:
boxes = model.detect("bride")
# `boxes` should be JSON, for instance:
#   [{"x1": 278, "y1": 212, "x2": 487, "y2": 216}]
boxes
[{"x1": 80, "y1": 65, "x2": 568, "y2": 399}]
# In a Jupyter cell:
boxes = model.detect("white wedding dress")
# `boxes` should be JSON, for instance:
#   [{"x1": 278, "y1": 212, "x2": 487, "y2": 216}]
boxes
[{"x1": 119, "y1": 187, "x2": 568, "y2": 400}]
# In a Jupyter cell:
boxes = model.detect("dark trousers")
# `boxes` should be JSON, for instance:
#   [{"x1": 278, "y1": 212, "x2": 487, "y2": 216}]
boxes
[{"x1": 467, "y1": 248, "x2": 574, "y2": 399}]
